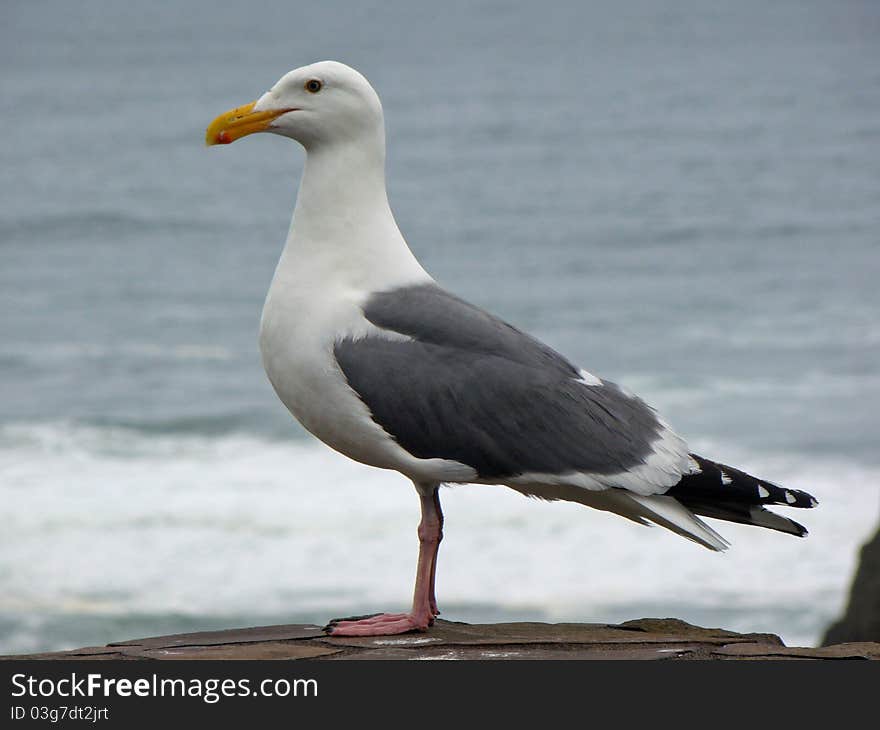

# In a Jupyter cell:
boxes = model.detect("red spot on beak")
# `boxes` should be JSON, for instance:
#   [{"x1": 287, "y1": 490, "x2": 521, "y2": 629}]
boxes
[{"x1": 217, "y1": 130, "x2": 231, "y2": 144}]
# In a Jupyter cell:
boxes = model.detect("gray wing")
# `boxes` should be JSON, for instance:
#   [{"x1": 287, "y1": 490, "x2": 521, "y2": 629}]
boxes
[{"x1": 334, "y1": 284, "x2": 664, "y2": 481}]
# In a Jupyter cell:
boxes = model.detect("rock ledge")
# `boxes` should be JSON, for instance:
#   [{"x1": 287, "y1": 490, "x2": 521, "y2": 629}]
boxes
[{"x1": 6, "y1": 618, "x2": 880, "y2": 661}]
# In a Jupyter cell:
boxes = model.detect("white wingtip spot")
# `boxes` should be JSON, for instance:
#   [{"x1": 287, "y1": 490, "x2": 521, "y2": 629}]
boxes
[
  {"x1": 809, "y1": 496, "x2": 818, "y2": 508},
  {"x1": 575, "y1": 368, "x2": 602, "y2": 387},
  {"x1": 785, "y1": 491, "x2": 796, "y2": 504},
  {"x1": 758, "y1": 485, "x2": 770, "y2": 498},
  {"x1": 720, "y1": 470, "x2": 732, "y2": 485}
]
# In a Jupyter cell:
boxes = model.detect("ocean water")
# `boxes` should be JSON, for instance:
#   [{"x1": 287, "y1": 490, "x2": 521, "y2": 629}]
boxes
[{"x1": 1, "y1": 0, "x2": 878, "y2": 653}]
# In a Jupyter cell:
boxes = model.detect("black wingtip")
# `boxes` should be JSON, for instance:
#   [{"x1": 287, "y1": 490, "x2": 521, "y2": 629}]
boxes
[{"x1": 680, "y1": 454, "x2": 818, "y2": 510}]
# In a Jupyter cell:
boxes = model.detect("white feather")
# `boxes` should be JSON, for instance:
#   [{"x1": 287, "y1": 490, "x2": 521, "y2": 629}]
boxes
[{"x1": 624, "y1": 494, "x2": 730, "y2": 551}]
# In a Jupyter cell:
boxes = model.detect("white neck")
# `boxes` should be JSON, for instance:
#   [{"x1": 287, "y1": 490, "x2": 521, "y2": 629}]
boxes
[{"x1": 276, "y1": 137, "x2": 431, "y2": 293}]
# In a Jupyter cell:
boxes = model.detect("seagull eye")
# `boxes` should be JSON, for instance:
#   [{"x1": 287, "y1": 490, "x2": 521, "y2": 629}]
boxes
[{"x1": 305, "y1": 79, "x2": 323, "y2": 93}]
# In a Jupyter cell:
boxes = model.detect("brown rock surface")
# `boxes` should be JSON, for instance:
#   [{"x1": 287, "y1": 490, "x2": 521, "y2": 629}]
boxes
[{"x1": 4, "y1": 618, "x2": 878, "y2": 660}]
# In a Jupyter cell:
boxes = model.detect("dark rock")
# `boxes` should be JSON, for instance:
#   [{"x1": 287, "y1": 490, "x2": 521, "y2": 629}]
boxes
[
  {"x1": 108, "y1": 623, "x2": 326, "y2": 649},
  {"x1": 118, "y1": 641, "x2": 341, "y2": 661},
  {"x1": 714, "y1": 641, "x2": 880, "y2": 660},
  {"x1": 320, "y1": 618, "x2": 781, "y2": 650},
  {"x1": 824, "y1": 519, "x2": 880, "y2": 645},
  {"x1": 3, "y1": 618, "x2": 878, "y2": 660}
]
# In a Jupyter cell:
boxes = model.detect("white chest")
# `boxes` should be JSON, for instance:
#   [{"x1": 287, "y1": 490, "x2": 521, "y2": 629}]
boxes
[
  {"x1": 259, "y1": 271, "x2": 375, "y2": 455},
  {"x1": 253, "y1": 179, "x2": 465, "y2": 484}
]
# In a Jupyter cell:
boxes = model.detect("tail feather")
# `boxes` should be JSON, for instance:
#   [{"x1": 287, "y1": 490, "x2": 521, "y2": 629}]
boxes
[
  {"x1": 625, "y1": 493, "x2": 731, "y2": 551},
  {"x1": 680, "y1": 501, "x2": 808, "y2": 537},
  {"x1": 665, "y1": 454, "x2": 817, "y2": 538}
]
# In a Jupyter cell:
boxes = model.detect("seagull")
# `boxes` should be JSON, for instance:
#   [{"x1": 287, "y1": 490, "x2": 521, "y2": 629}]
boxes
[{"x1": 206, "y1": 61, "x2": 818, "y2": 637}]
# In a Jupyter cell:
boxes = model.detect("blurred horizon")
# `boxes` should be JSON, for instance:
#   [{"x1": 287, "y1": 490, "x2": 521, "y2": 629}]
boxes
[{"x1": 1, "y1": 0, "x2": 878, "y2": 653}]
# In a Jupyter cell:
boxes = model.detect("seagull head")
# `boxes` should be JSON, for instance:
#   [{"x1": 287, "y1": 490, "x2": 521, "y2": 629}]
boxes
[{"x1": 206, "y1": 61, "x2": 384, "y2": 150}]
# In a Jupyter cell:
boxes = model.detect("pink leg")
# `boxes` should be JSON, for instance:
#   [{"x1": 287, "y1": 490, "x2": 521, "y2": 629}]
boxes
[
  {"x1": 326, "y1": 485, "x2": 443, "y2": 637},
  {"x1": 428, "y1": 488, "x2": 443, "y2": 617}
]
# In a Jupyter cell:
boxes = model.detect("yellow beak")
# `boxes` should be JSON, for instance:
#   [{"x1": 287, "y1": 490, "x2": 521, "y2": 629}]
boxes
[{"x1": 205, "y1": 101, "x2": 295, "y2": 146}]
